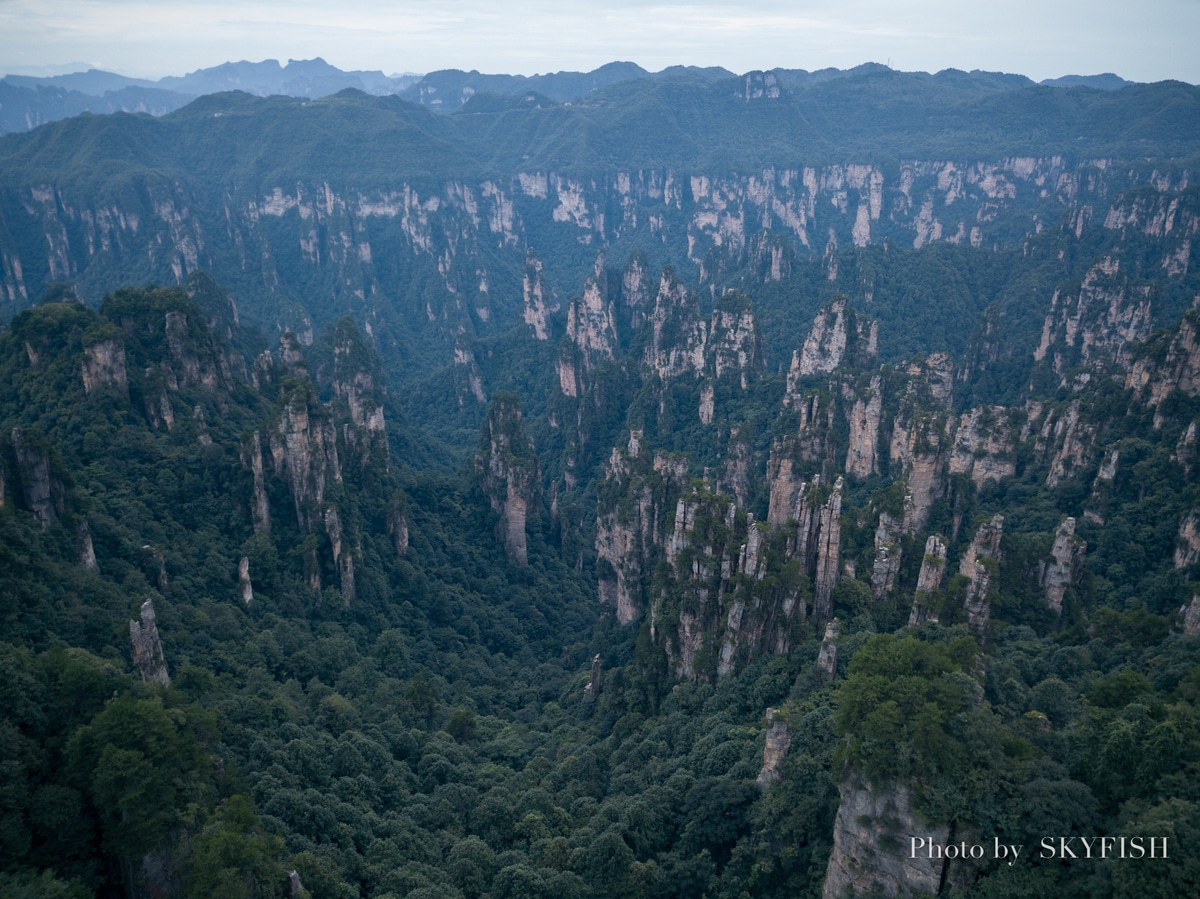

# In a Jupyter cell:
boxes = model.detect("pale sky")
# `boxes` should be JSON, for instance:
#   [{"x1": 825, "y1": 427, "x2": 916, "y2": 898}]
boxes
[{"x1": 1, "y1": 0, "x2": 1198, "y2": 84}]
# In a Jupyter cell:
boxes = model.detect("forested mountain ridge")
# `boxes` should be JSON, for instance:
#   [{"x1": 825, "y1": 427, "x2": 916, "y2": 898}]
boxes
[
  {"x1": 0, "y1": 59, "x2": 1142, "y2": 136},
  {"x1": 3, "y1": 67, "x2": 1200, "y2": 899}
]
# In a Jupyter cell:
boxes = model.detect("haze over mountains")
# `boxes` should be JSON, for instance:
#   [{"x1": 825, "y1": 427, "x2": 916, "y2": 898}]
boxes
[
  {"x1": 3, "y1": 52, "x2": 1200, "y2": 899},
  {"x1": 0, "y1": 56, "x2": 1142, "y2": 135}
]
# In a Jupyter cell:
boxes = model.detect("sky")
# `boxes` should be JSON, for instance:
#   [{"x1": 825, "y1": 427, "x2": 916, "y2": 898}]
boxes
[{"x1": 1, "y1": 0, "x2": 1198, "y2": 84}]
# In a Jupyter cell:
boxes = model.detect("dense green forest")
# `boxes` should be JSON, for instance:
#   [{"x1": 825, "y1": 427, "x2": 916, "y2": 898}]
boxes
[{"x1": 3, "y1": 69, "x2": 1200, "y2": 899}]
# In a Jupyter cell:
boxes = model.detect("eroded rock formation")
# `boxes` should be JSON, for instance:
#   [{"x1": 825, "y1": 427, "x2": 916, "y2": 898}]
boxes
[
  {"x1": 476, "y1": 394, "x2": 540, "y2": 565},
  {"x1": 817, "y1": 619, "x2": 841, "y2": 678},
  {"x1": 238, "y1": 556, "x2": 253, "y2": 604},
  {"x1": 1042, "y1": 517, "x2": 1085, "y2": 613},
  {"x1": 756, "y1": 708, "x2": 792, "y2": 787},
  {"x1": 11, "y1": 427, "x2": 62, "y2": 529},
  {"x1": 871, "y1": 511, "x2": 904, "y2": 598},
  {"x1": 823, "y1": 773, "x2": 969, "y2": 899},
  {"x1": 130, "y1": 599, "x2": 169, "y2": 685},
  {"x1": 909, "y1": 535, "x2": 947, "y2": 625},
  {"x1": 960, "y1": 515, "x2": 1003, "y2": 637},
  {"x1": 788, "y1": 296, "x2": 877, "y2": 382},
  {"x1": 81, "y1": 337, "x2": 128, "y2": 395}
]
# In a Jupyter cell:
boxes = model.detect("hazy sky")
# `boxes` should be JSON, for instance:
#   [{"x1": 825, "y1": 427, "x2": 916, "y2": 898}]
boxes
[{"x1": 1, "y1": 0, "x2": 1198, "y2": 83}]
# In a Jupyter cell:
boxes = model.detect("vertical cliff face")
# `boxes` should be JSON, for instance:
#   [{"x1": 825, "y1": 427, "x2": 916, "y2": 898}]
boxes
[
  {"x1": 129, "y1": 599, "x2": 169, "y2": 685},
  {"x1": 476, "y1": 394, "x2": 540, "y2": 565},
  {"x1": 871, "y1": 511, "x2": 904, "y2": 598},
  {"x1": 817, "y1": 619, "x2": 841, "y2": 678},
  {"x1": 81, "y1": 336, "x2": 128, "y2": 396},
  {"x1": 654, "y1": 491, "x2": 809, "y2": 680},
  {"x1": 1127, "y1": 308, "x2": 1200, "y2": 415},
  {"x1": 812, "y1": 478, "x2": 844, "y2": 623},
  {"x1": 787, "y1": 296, "x2": 877, "y2": 382},
  {"x1": 768, "y1": 393, "x2": 838, "y2": 506},
  {"x1": 387, "y1": 495, "x2": 410, "y2": 557},
  {"x1": 1177, "y1": 511, "x2": 1200, "y2": 568},
  {"x1": 822, "y1": 773, "x2": 970, "y2": 899},
  {"x1": 782, "y1": 296, "x2": 878, "y2": 386},
  {"x1": 845, "y1": 375, "x2": 884, "y2": 478},
  {"x1": 909, "y1": 535, "x2": 948, "y2": 625},
  {"x1": 949, "y1": 407, "x2": 1017, "y2": 487},
  {"x1": 596, "y1": 436, "x2": 690, "y2": 624},
  {"x1": 271, "y1": 386, "x2": 341, "y2": 533},
  {"x1": 1033, "y1": 256, "x2": 1154, "y2": 378},
  {"x1": 238, "y1": 556, "x2": 253, "y2": 604},
  {"x1": 558, "y1": 253, "x2": 618, "y2": 397},
  {"x1": 960, "y1": 515, "x2": 1003, "y2": 636},
  {"x1": 10, "y1": 427, "x2": 63, "y2": 529},
  {"x1": 330, "y1": 317, "x2": 388, "y2": 468},
  {"x1": 244, "y1": 431, "x2": 271, "y2": 537},
  {"x1": 78, "y1": 521, "x2": 99, "y2": 572},
  {"x1": 521, "y1": 250, "x2": 554, "y2": 340},
  {"x1": 1042, "y1": 517, "x2": 1085, "y2": 613},
  {"x1": 719, "y1": 428, "x2": 753, "y2": 508},
  {"x1": 756, "y1": 708, "x2": 792, "y2": 787},
  {"x1": 1180, "y1": 596, "x2": 1200, "y2": 635}
]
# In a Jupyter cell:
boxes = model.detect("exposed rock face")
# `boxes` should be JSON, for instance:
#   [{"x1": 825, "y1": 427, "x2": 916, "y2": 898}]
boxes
[
  {"x1": 324, "y1": 507, "x2": 356, "y2": 605},
  {"x1": 642, "y1": 276, "x2": 763, "y2": 394},
  {"x1": 1176, "y1": 510, "x2": 1200, "y2": 568},
  {"x1": 817, "y1": 619, "x2": 841, "y2": 678},
  {"x1": 909, "y1": 535, "x2": 947, "y2": 625},
  {"x1": 331, "y1": 319, "x2": 387, "y2": 462},
  {"x1": 238, "y1": 557, "x2": 253, "y2": 604},
  {"x1": 78, "y1": 521, "x2": 99, "y2": 572},
  {"x1": 271, "y1": 389, "x2": 341, "y2": 532},
  {"x1": 823, "y1": 773, "x2": 968, "y2": 899},
  {"x1": 453, "y1": 339, "x2": 487, "y2": 406},
  {"x1": 596, "y1": 440, "x2": 690, "y2": 625},
  {"x1": 278, "y1": 331, "x2": 309, "y2": 380},
  {"x1": 1042, "y1": 517, "x2": 1085, "y2": 613},
  {"x1": 787, "y1": 297, "x2": 877, "y2": 384},
  {"x1": 871, "y1": 511, "x2": 904, "y2": 598},
  {"x1": 162, "y1": 309, "x2": 227, "y2": 391},
  {"x1": 81, "y1": 337, "x2": 128, "y2": 395},
  {"x1": 1127, "y1": 310, "x2": 1200, "y2": 411},
  {"x1": 1034, "y1": 257, "x2": 1154, "y2": 377},
  {"x1": 476, "y1": 394, "x2": 540, "y2": 565},
  {"x1": 559, "y1": 253, "x2": 618, "y2": 396},
  {"x1": 129, "y1": 599, "x2": 169, "y2": 685},
  {"x1": 1039, "y1": 402, "x2": 1094, "y2": 489},
  {"x1": 144, "y1": 379, "x2": 175, "y2": 431},
  {"x1": 598, "y1": 436, "x2": 816, "y2": 678},
  {"x1": 949, "y1": 406, "x2": 1016, "y2": 487},
  {"x1": 960, "y1": 515, "x2": 1003, "y2": 637},
  {"x1": 584, "y1": 654, "x2": 602, "y2": 697},
  {"x1": 522, "y1": 250, "x2": 554, "y2": 340},
  {"x1": 387, "y1": 497, "x2": 409, "y2": 557},
  {"x1": 756, "y1": 708, "x2": 792, "y2": 787},
  {"x1": 11, "y1": 427, "x2": 62, "y2": 529},
  {"x1": 192, "y1": 405, "x2": 212, "y2": 445},
  {"x1": 812, "y1": 478, "x2": 844, "y2": 622},
  {"x1": 720, "y1": 428, "x2": 752, "y2": 508},
  {"x1": 1180, "y1": 596, "x2": 1200, "y2": 636},
  {"x1": 845, "y1": 375, "x2": 883, "y2": 478},
  {"x1": 244, "y1": 431, "x2": 271, "y2": 537},
  {"x1": 895, "y1": 415, "x2": 950, "y2": 534},
  {"x1": 768, "y1": 392, "x2": 838, "y2": 515}
]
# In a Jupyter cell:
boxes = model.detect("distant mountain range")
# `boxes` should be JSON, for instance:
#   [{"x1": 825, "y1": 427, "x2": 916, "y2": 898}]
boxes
[{"x1": 0, "y1": 57, "x2": 1142, "y2": 135}]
